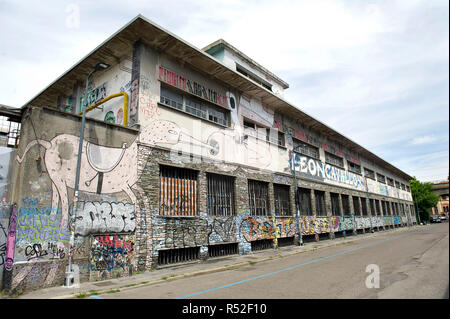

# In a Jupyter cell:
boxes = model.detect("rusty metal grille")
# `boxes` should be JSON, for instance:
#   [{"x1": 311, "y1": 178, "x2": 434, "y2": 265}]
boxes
[
  {"x1": 248, "y1": 180, "x2": 269, "y2": 216},
  {"x1": 251, "y1": 239, "x2": 273, "y2": 251},
  {"x1": 207, "y1": 173, "x2": 235, "y2": 216},
  {"x1": 158, "y1": 247, "x2": 200, "y2": 265},
  {"x1": 208, "y1": 243, "x2": 238, "y2": 258},
  {"x1": 274, "y1": 184, "x2": 291, "y2": 216},
  {"x1": 277, "y1": 236, "x2": 294, "y2": 247},
  {"x1": 159, "y1": 165, "x2": 198, "y2": 216}
]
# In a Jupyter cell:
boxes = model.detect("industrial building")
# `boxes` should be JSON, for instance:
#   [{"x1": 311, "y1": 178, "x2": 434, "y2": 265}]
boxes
[{"x1": 0, "y1": 15, "x2": 416, "y2": 293}]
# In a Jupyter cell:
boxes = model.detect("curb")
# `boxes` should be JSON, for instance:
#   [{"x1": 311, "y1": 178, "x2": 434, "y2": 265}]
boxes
[{"x1": 56, "y1": 225, "x2": 419, "y2": 299}]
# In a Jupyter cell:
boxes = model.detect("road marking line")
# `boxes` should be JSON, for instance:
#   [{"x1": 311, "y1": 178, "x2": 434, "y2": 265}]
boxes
[{"x1": 176, "y1": 230, "x2": 417, "y2": 299}]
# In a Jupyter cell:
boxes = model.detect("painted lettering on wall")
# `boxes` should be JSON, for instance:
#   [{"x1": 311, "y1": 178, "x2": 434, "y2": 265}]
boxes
[
  {"x1": 158, "y1": 65, "x2": 228, "y2": 108},
  {"x1": 75, "y1": 201, "x2": 135, "y2": 236},
  {"x1": 290, "y1": 153, "x2": 365, "y2": 191}
]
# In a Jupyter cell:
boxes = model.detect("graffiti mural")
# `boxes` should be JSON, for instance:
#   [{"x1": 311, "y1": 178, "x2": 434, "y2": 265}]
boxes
[
  {"x1": 355, "y1": 217, "x2": 371, "y2": 229},
  {"x1": 89, "y1": 234, "x2": 134, "y2": 279},
  {"x1": 339, "y1": 216, "x2": 354, "y2": 231},
  {"x1": 74, "y1": 201, "x2": 135, "y2": 236},
  {"x1": 15, "y1": 119, "x2": 212, "y2": 228},
  {"x1": 314, "y1": 217, "x2": 330, "y2": 234}
]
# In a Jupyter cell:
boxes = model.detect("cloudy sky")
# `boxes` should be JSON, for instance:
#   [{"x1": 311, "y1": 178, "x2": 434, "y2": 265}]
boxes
[{"x1": 0, "y1": 0, "x2": 448, "y2": 182}]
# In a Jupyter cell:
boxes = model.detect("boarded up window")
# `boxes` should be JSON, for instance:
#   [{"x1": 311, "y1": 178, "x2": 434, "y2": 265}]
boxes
[
  {"x1": 274, "y1": 184, "x2": 291, "y2": 216},
  {"x1": 248, "y1": 180, "x2": 269, "y2": 216},
  {"x1": 207, "y1": 173, "x2": 235, "y2": 216},
  {"x1": 298, "y1": 187, "x2": 312, "y2": 216},
  {"x1": 159, "y1": 165, "x2": 198, "y2": 216}
]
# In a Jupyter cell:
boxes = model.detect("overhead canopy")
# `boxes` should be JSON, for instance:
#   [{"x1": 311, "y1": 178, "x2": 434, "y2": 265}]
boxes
[{"x1": 21, "y1": 14, "x2": 413, "y2": 182}]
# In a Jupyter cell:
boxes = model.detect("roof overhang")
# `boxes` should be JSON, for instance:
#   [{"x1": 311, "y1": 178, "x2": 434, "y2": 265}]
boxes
[{"x1": 21, "y1": 14, "x2": 413, "y2": 182}]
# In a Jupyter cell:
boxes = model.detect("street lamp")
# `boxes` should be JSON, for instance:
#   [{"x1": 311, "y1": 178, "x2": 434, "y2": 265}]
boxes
[{"x1": 65, "y1": 62, "x2": 110, "y2": 287}]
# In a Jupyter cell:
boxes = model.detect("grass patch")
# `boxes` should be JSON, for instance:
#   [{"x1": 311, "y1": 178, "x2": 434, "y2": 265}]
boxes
[
  {"x1": 161, "y1": 276, "x2": 168, "y2": 280},
  {"x1": 140, "y1": 281, "x2": 149, "y2": 285},
  {"x1": 106, "y1": 289, "x2": 120, "y2": 294},
  {"x1": 121, "y1": 283, "x2": 138, "y2": 288},
  {"x1": 75, "y1": 292, "x2": 87, "y2": 299},
  {"x1": 248, "y1": 260, "x2": 257, "y2": 265}
]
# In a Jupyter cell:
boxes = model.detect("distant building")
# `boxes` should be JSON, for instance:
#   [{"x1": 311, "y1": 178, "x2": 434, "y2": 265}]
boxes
[{"x1": 431, "y1": 180, "x2": 449, "y2": 216}]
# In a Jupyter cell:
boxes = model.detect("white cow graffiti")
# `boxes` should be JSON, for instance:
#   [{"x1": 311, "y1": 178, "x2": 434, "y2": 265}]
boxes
[{"x1": 16, "y1": 120, "x2": 212, "y2": 229}]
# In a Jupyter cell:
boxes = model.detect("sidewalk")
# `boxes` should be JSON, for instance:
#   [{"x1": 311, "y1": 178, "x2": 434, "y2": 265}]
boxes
[{"x1": 8, "y1": 225, "x2": 419, "y2": 299}]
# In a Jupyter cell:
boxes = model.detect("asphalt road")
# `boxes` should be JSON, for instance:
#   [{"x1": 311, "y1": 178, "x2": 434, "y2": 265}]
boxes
[{"x1": 99, "y1": 223, "x2": 449, "y2": 299}]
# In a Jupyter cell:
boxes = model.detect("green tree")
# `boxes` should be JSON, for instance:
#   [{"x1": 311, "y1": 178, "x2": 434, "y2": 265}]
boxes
[{"x1": 409, "y1": 177, "x2": 440, "y2": 223}]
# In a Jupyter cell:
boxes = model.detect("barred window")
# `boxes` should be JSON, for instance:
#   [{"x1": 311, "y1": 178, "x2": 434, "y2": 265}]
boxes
[
  {"x1": 342, "y1": 194, "x2": 350, "y2": 215},
  {"x1": 293, "y1": 139, "x2": 319, "y2": 159},
  {"x1": 375, "y1": 200, "x2": 381, "y2": 214},
  {"x1": 159, "y1": 165, "x2": 198, "y2": 216},
  {"x1": 361, "y1": 198, "x2": 368, "y2": 216},
  {"x1": 248, "y1": 180, "x2": 269, "y2": 216},
  {"x1": 401, "y1": 183, "x2": 406, "y2": 191},
  {"x1": 207, "y1": 173, "x2": 235, "y2": 216},
  {"x1": 331, "y1": 193, "x2": 341, "y2": 216},
  {"x1": 395, "y1": 181, "x2": 401, "y2": 188},
  {"x1": 369, "y1": 199, "x2": 375, "y2": 215},
  {"x1": 315, "y1": 190, "x2": 326, "y2": 216},
  {"x1": 325, "y1": 152, "x2": 344, "y2": 168},
  {"x1": 298, "y1": 187, "x2": 312, "y2": 216},
  {"x1": 386, "y1": 201, "x2": 392, "y2": 215},
  {"x1": 381, "y1": 200, "x2": 387, "y2": 214},
  {"x1": 274, "y1": 184, "x2": 291, "y2": 216}
]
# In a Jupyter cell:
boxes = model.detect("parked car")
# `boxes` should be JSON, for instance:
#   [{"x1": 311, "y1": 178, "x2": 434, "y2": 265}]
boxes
[
  {"x1": 439, "y1": 215, "x2": 448, "y2": 222},
  {"x1": 430, "y1": 216, "x2": 442, "y2": 223}
]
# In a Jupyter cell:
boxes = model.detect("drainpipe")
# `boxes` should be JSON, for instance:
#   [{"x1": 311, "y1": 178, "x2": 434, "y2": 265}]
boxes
[{"x1": 290, "y1": 151, "x2": 303, "y2": 246}]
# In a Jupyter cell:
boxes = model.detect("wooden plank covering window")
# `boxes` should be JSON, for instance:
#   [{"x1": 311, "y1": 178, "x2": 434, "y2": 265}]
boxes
[
  {"x1": 159, "y1": 165, "x2": 198, "y2": 216},
  {"x1": 248, "y1": 180, "x2": 269, "y2": 216},
  {"x1": 207, "y1": 173, "x2": 235, "y2": 216}
]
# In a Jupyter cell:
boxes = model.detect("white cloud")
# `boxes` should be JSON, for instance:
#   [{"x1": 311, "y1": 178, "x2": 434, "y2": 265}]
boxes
[{"x1": 411, "y1": 135, "x2": 438, "y2": 145}]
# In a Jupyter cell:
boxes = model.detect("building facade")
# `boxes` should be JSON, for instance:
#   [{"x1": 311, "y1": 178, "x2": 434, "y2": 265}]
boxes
[
  {"x1": 1, "y1": 15, "x2": 416, "y2": 293},
  {"x1": 431, "y1": 180, "x2": 449, "y2": 217}
]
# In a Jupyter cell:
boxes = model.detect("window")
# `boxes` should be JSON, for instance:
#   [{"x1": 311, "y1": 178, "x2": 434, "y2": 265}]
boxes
[
  {"x1": 377, "y1": 174, "x2": 386, "y2": 184},
  {"x1": 159, "y1": 165, "x2": 198, "y2": 216},
  {"x1": 375, "y1": 200, "x2": 380, "y2": 214},
  {"x1": 364, "y1": 168, "x2": 375, "y2": 180},
  {"x1": 387, "y1": 178, "x2": 394, "y2": 187},
  {"x1": 273, "y1": 184, "x2": 291, "y2": 216},
  {"x1": 314, "y1": 190, "x2": 326, "y2": 216},
  {"x1": 401, "y1": 184, "x2": 406, "y2": 191},
  {"x1": 298, "y1": 187, "x2": 312, "y2": 216},
  {"x1": 0, "y1": 115, "x2": 21, "y2": 148},
  {"x1": 325, "y1": 152, "x2": 344, "y2": 168},
  {"x1": 244, "y1": 119, "x2": 285, "y2": 147},
  {"x1": 160, "y1": 85, "x2": 229, "y2": 127},
  {"x1": 330, "y1": 193, "x2": 340, "y2": 216},
  {"x1": 207, "y1": 173, "x2": 235, "y2": 216},
  {"x1": 406, "y1": 185, "x2": 410, "y2": 192},
  {"x1": 386, "y1": 202, "x2": 392, "y2": 215},
  {"x1": 236, "y1": 64, "x2": 273, "y2": 91},
  {"x1": 248, "y1": 180, "x2": 269, "y2": 216},
  {"x1": 353, "y1": 196, "x2": 360, "y2": 215},
  {"x1": 348, "y1": 161, "x2": 361, "y2": 174},
  {"x1": 395, "y1": 181, "x2": 401, "y2": 189},
  {"x1": 369, "y1": 199, "x2": 375, "y2": 215},
  {"x1": 293, "y1": 139, "x2": 319, "y2": 159},
  {"x1": 381, "y1": 201, "x2": 387, "y2": 214},
  {"x1": 361, "y1": 198, "x2": 368, "y2": 216},
  {"x1": 342, "y1": 195, "x2": 350, "y2": 215}
]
